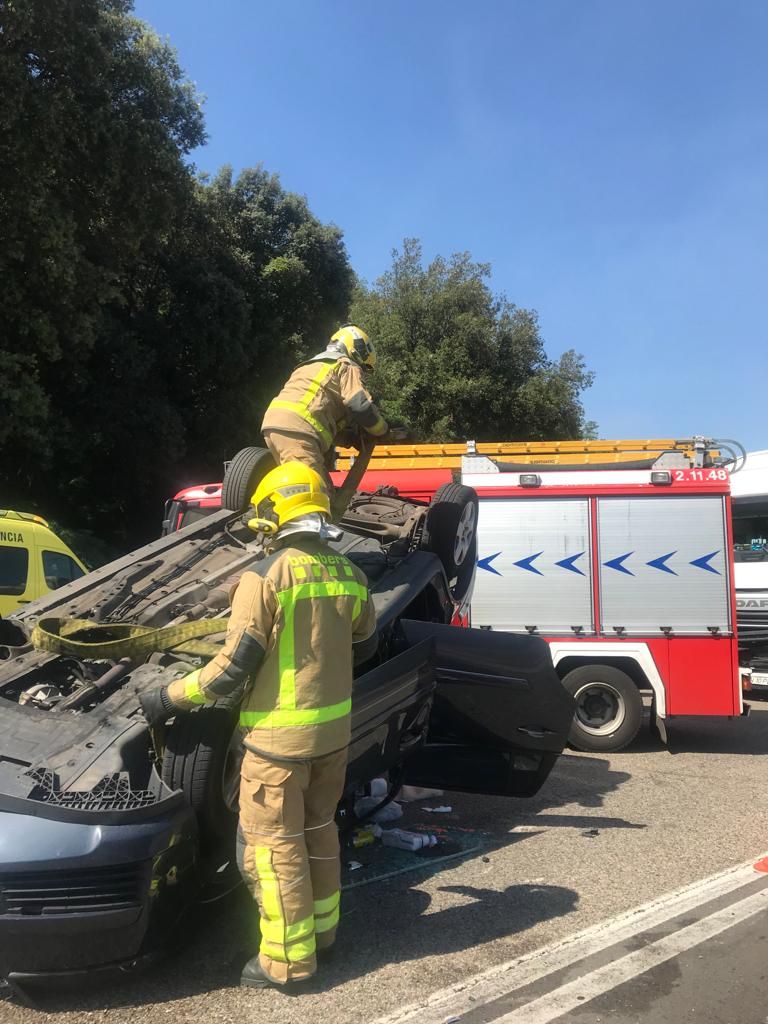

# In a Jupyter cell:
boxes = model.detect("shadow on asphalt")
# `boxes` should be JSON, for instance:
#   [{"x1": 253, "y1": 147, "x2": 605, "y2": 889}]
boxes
[
  {"x1": 19, "y1": 877, "x2": 578, "y2": 1010},
  {"x1": 309, "y1": 881, "x2": 579, "y2": 991},
  {"x1": 664, "y1": 707, "x2": 768, "y2": 755},
  {"x1": 610, "y1": 702, "x2": 768, "y2": 757},
  {"x1": 448, "y1": 752, "x2": 644, "y2": 838}
]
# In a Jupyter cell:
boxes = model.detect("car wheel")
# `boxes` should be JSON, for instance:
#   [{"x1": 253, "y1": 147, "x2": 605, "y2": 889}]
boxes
[
  {"x1": 161, "y1": 697, "x2": 242, "y2": 850},
  {"x1": 421, "y1": 483, "x2": 479, "y2": 602},
  {"x1": 561, "y1": 665, "x2": 643, "y2": 752},
  {"x1": 221, "y1": 447, "x2": 275, "y2": 512}
]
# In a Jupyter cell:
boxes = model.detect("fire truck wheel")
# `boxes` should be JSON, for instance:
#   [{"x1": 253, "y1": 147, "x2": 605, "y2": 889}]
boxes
[
  {"x1": 421, "y1": 483, "x2": 479, "y2": 602},
  {"x1": 162, "y1": 695, "x2": 242, "y2": 852},
  {"x1": 221, "y1": 446, "x2": 275, "y2": 512},
  {"x1": 561, "y1": 665, "x2": 643, "y2": 752}
]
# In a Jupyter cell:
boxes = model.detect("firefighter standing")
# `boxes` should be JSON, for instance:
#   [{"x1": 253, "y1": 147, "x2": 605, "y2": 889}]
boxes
[
  {"x1": 261, "y1": 324, "x2": 389, "y2": 492},
  {"x1": 140, "y1": 463, "x2": 375, "y2": 989}
]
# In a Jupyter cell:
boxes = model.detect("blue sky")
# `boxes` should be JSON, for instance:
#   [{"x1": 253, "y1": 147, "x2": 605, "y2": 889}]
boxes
[{"x1": 135, "y1": 0, "x2": 768, "y2": 451}]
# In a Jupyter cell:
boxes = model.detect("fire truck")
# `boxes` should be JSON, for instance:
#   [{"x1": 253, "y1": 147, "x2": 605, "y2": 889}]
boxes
[{"x1": 163, "y1": 437, "x2": 746, "y2": 753}]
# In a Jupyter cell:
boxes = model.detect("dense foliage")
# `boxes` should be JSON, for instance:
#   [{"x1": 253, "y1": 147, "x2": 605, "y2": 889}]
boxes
[
  {"x1": 0, "y1": 0, "x2": 353, "y2": 548},
  {"x1": 0, "y1": 1, "x2": 593, "y2": 559},
  {"x1": 352, "y1": 241, "x2": 594, "y2": 442}
]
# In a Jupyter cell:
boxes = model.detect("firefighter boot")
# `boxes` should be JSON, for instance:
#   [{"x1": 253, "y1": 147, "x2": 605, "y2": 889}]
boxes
[
  {"x1": 241, "y1": 956, "x2": 277, "y2": 989},
  {"x1": 240, "y1": 956, "x2": 311, "y2": 991},
  {"x1": 241, "y1": 955, "x2": 316, "y2": 991}
]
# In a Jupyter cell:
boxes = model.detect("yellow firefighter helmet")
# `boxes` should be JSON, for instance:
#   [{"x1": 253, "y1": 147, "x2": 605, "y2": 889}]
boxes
[
  {"x1": 247, "y1": 462, "x2": 330, "y2": 534},
  {"x1": 329, "y1": 324, "x2": 376, "y2": 371}
]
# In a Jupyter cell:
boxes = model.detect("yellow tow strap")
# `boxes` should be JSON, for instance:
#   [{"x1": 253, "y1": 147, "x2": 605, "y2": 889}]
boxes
[{"x1": 31, "y1": 618, "x2": 231, "y2": 660}]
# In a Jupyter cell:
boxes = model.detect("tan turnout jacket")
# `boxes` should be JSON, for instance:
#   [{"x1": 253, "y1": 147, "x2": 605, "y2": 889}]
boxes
[
  {"x1": 167, "y1": 537, "x2": 376, "y2": 759},
  {"x1": 261, "y1": 355, "x2": 388, "y2": 451}
]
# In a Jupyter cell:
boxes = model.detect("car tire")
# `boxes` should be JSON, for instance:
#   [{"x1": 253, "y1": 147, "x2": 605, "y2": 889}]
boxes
[
  {"x1": 221, "y1": 447, "x2": 275, "y2": 512},
  {"x1": 561, "y1": 664, "x2": 643, "y2": 752},
  {"x1": 421, "y1": 483, "x2": 479, "y2": 602},
  {"x1": 161, "y1": 697, "x2": 242, "y2": 850}
]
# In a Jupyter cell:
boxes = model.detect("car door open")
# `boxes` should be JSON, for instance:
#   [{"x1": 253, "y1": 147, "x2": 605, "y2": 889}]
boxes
[{"x1": 397, "y1": 621, "x2": 575, "y2": 798}]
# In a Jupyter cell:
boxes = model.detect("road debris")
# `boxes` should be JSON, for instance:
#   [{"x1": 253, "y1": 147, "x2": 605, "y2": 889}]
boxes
[
  {"x1": 354, "y1": 796, "x2": 404, "y2": 822},
  {"x1": 398, "y1": 785, "x2": 444, "y2": 802},
  {"x1": 382, "y1": 828, "x2": 438, "y2": 851}
]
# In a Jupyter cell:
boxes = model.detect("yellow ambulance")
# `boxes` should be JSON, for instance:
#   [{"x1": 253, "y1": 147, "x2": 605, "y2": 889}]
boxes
[{"x1": 0, "y1": 510, "x2": 87, "y2": 616}]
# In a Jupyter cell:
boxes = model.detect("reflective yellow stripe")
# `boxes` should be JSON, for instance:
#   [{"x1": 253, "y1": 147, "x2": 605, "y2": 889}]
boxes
[
  {"x1": 184, "y1": 671, "x2": 208, "y2": 705},
  {"x1": 277, "y1": 585, "x2": 297, "y2": 710},
  {"x1": 281, "y1": 580, "x2": 368, "y2": 603},
  {"x1": 314, "y1": 905, "x2": 340, "y2": 934},
  {"x1": 252, "y1": 853, "x2": 317, "y2": 963},
  {"x1": 302, "y1": 361, "x2": 336, "y2": 408},
  {"x1": 313, "y1": 891, "x2": 340, "y2": 916},
  {"x1": 263, "y1": 580, "x2": 367, "y2": 728},
  {"x1": 260, "y1": 915, "x2": 315, "y2": 944},
  {"x1": 261, "y1": 936, "x2": 316, "y2": 963},
  {"x1": 268, "y1": 362, "x2": 337, "y2": 449},
  {"x1": 254, "y1": 847, "x2": 282, "y2": 920},
  {"x1": 240, "y1": 697, "x2": 352, "y2": 729},
  {"x1": 269, "y1": 400, "x2": 334, "y2": 448}
]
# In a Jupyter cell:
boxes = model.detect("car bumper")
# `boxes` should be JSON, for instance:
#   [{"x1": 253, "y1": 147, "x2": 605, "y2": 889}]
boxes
[{"x1": 0, "y1": 804, "x2": 198, "y2": 984}]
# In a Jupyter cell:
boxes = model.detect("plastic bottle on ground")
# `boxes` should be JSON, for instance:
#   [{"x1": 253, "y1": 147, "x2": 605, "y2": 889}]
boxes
[{"x1": 381, "y1": 829, "x2": 438, "y2": 852}]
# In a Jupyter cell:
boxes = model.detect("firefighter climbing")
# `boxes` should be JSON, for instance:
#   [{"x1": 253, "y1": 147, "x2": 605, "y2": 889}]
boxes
[{"x1": 261, "y1": 324, "x2": 390, "y2": 494}]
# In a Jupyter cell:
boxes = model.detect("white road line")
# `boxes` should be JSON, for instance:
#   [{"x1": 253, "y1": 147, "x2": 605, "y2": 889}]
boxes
[
  {"x1": 373, "y1": 857, "x2": 768, "y2": 1024},
  {"x1": 493, "y1": 886, "x2": 768, "y2": 1024}
]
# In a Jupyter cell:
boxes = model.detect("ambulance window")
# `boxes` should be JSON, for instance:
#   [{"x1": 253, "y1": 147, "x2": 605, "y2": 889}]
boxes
[
  {"x1": 42, "y1": 551, "x2": 85, "y2": 590},
  {"x1": 0, "y1": 547, "x2": 29, "y2": 596}
]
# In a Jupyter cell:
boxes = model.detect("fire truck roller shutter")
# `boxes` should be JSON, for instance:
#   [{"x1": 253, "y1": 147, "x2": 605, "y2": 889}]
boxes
[
  {"x1": 598, "y1": 496, "x2": 731, "y2": 636},
  {"x1": 471, "y1": 498, "x2": 593, "y2": 634}
]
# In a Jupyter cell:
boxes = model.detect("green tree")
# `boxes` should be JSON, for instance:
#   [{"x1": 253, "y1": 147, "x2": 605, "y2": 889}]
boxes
[
  {"x1": 0, "y1": 0, "x2": 205, "y2": 452},
  {"x1": 350, "y1": 240, "x2": 594, "y2": 441},
  {"x1": 0, "y1": 1, "x2": 353, "y2": 546}
]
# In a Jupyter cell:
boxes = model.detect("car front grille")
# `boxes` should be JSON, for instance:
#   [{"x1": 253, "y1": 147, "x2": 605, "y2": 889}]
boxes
[{"x1": 0, "y1": 862, "x2": 147, "y2": 916}]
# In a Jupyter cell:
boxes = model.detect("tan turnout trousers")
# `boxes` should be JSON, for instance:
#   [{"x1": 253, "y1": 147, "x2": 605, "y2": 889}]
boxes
[
  {"x1": 239, "y1": 747, "x2": 348, "y2": 983},
  {"x1": 263, "y1": 430, "x2": 335, "y2": 496}
]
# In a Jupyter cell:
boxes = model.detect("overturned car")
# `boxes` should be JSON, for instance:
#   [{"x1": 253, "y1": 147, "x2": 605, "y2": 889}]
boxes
[{"x1": 0, "y1": 448, "x2": 574, "y2": 988}]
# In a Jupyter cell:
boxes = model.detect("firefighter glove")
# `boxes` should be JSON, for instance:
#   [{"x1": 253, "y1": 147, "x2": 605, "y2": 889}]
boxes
[{"x1": 139, "y1": 686, "x2": 175, "y2": 728}]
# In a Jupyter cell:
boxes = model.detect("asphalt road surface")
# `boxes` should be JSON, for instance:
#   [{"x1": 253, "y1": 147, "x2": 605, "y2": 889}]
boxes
[{"x1": 3, "y1": 704, "x2": 768, "y2": 1024}]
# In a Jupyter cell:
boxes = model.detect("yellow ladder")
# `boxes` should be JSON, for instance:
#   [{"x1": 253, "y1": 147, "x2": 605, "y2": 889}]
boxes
[{"x1": 335, "y1": 438, "x2": 717, "y2": 471}]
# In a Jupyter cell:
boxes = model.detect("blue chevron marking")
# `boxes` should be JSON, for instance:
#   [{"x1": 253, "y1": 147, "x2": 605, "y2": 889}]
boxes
[
  {"x1": 555, "y1": 552, "x2": 586, "y2": 576},
  {"x1": 647, "y1": 551, "x2": 677, "y2": 575},
  {"x1": 690, "y1": 551, "x2": 721, "y2": 575},
  {"x1": 604, "y1": 552, "x2": 634, "y2": 576},
  {"x1": 514, "y1": 551, "x2": 544, "y2": 576},
  {"x1": 477, "y1": 552, "x2": 503, "y2": 576}
]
